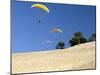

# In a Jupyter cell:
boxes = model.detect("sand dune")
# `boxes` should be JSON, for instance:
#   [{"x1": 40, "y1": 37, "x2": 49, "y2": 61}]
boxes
[{"x1": 12, "y1": 41, "x2": 96, "y2": 74}]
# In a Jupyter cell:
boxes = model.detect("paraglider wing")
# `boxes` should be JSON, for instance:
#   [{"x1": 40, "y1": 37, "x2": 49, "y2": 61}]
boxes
[
  {"x1": 51, "y1": 28, "x2": 63, "y2": 33},
  {"x1": 31, "y1": 4, "x2": 50, "y2": 13},
  {"x1": 41, "y1": 40, "x2": 52, "y2": 45}
]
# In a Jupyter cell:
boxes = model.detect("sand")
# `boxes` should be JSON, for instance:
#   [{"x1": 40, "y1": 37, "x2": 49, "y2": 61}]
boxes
[{"x1": 12, "y1": 41, "x2": 96, "y2": 74}]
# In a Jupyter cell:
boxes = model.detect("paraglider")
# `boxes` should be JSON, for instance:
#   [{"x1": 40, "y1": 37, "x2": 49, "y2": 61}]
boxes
[
  {"x1": 31, "y1": 4, "x2": 50, "y2": 13},
  {"x1": 41, "y1": 40, "x2": 52, "y2": 50},
  {"x1": 51, "y1": 28, "x2": 63, "y2": 33},
  {"x1": 41, "y1": 40, "x2": 52, "y2": 45},
  {"x1": 51, "y1": 27, "x2": 63, "y2": 41},
  {"x1": 31, "y1": 3, "x2": 50, "y2": 23}
]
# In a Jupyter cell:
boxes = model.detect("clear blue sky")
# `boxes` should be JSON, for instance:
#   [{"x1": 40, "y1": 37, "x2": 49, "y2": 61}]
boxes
[{"x1": 12, "y1": 0, "x2": 96, "y2": 53}]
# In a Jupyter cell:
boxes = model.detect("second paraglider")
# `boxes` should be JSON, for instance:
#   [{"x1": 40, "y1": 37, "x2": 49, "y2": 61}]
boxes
[{"x1": 51, "y1": 28, "x2": 63, "y2": 33}]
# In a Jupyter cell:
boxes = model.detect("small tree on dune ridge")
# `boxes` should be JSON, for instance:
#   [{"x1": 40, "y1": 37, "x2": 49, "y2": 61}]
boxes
[
  {"x1": 56, "y1": 41, "x2": 65, "y2": 49},
  {"x1": 69, "y1": 32, "x2": 87, "y2": 46}
]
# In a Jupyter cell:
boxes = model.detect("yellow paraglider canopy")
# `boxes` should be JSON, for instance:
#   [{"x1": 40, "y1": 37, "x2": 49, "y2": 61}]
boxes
[{"x1": 31, "y1": 4, "x2": 50, "y2": 13}]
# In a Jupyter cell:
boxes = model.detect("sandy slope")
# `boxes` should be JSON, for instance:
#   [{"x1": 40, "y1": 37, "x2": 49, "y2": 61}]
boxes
[{"x1": 12, "y1": 41, "x2": 96, "y2": 74}]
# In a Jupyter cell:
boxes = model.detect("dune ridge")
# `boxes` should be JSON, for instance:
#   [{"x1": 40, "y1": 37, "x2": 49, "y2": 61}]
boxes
[{"x1": 12, "y1": 41, "x2": 96, "y2": 74}]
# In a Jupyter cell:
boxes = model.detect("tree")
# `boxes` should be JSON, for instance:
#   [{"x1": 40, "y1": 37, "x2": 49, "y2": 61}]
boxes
[
  {"x1": 74, "y1": 32, "x2": 82, "y2": 44},
  {"x1": 88, "y1": 33, "x2": 96, "y2": 42},
  {"x1": 56, "y1": 41, "x2": 65, "y2": 49},
  {"x1": 69, "y1": 32, "x2": 87, "y2": 46}
]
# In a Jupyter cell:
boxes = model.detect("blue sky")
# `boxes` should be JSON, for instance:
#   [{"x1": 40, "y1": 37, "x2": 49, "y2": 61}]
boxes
[{"x1": 12, "y1": 0, "x2": 96, "y2": 53}]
